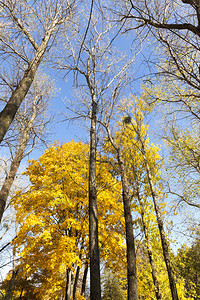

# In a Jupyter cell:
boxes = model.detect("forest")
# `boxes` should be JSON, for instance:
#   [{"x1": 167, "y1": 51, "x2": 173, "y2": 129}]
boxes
[{"x1": 0, "y1": 0, "x2": 199, "y2": 299}]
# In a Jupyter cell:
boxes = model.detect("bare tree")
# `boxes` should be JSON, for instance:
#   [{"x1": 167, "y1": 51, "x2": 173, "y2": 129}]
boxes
[
  {"x1": 113, "y1": 0, "x2": 200, "y2": 218},
  {"x1": 59, "y1": 1, "x2": 136, "y2": 297},
  {"x1": 0, "y1": 0, "x2": 75, "y2": 143},
  {"x1": 110, "y1": 0, "x2": 200, "y2": 132},
  {"x1": 0, "y1": 71, "x2": 55, "y2": 223},
  {"x1": 119, "y1": 0, "x2": 200, "y2": 92}
]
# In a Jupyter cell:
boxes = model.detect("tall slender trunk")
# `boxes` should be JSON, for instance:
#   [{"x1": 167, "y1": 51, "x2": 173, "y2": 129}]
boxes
[
  {"x1": 89, "y1": 95, "x2": 101, "y2": 300},
  {"x1": 65, "y1": 269, "x2": 74, "y2": 300},
  {"x1": 72, "y1": 241, "x2": 84, "y2": 300},
  {"x1": 72, "y1": 266, "x2": 80, "y2": 300},
  {"x1": 117, "y1": 148, "x2": 138, "y2": 300},
  {"x1": 0, "y1": 17, "x2": 59, "y2": 144},
  {"x1": 104, "y1": 125, "x2": 138, "y2": 299},
  {"x1": 134, "y1": 169, "x2": 162, "y2": 300},
  {"x1": 141, "y1": 146, "x2": 179, "y2": 300},
  {"x1": 0, "y1": 64, "x2": 36, "y2": 143},
  {"x1": 0, "y1": 96, "x2": 38, "y2": 222},
  {"x1": 0, "y1": 138, "x2": 28, "y2": 222},
  {"x1": 81, "y1": 262, "x2": 88, "y2": 298}
]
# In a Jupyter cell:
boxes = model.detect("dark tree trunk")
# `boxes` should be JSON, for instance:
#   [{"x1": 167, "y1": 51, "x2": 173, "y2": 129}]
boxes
[
  {"x1": 0, "y1": 65, "x2": 37, "y2": 143},
  {"x1": 140, "y1": 207, "x2": 163, "y2": 300},
  {"x1": 134, "y1": 171, "x2": 162, "y2": 300},
  {"x1": 142, "y1": 148, "x2": 179, "y2": 300},
  {"x1": 0, "y1": 95, "x2": 38, "y2": 222},
  {"x1": 19, "y1": 286, "x2": 24, "y2": 299},
  {"x1": 89, "y1": 95, "x2": 101, "y2": 300},
  {"x1": 72, "y1": 265, "x2": 80, "y2": 300},
  {"x1": 130, "y1": 119, "x2": 179, "y2": 300},
  {"x1": 117, "y1": 148, "x2": 138, "y2": 300},
  {"x1": 72, "y1": 240, "x2": 85, "y2": 300},
  {"x1": 0, "y1": 135, "x2": 28, "y2": 222},
  {"x1": 0, "y1": 21, "x2": 56, "y2": 144},
  {"x1": 65, "y1": 269, "x2": 73, "y2": 300},
  {"x1": 81, "y1": 262, "x2": 88, "y2": 298}
]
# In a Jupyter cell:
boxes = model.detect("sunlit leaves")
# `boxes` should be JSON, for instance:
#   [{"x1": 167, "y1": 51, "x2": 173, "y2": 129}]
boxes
[{"x1": 12, "y1": 141, "x2": 125, "y2": 299}]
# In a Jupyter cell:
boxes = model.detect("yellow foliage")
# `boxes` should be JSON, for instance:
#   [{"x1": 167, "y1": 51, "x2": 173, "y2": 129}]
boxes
[
  {"x1": 105, "y1": 96, "x2": 182, "y2": 299},
  {"x1": 12, "y1": 141, "x2": 125, "y2": 299}
]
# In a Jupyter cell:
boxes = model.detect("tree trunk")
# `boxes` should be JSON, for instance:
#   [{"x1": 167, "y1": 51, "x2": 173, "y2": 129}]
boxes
[
  {"x1": 134, "y1": 171, "x2": 162, "y2": 300},
  {"x1": 0, "y1": 19, "x2": 58, "y2": 144},
  {"x1": 72, "y1": 240, "x2": 85, "y2": 299},
  {"x1": 142, "y1": 149, "x2": 179, "y2": 300},
  {"x1": 65, "y1": 269, "x2": 74, "y2": 300},
  {"x1": 81, "y1": 262, "x2": 88, "y2": 298},
  {"x1": 0, "y1": 94, "x2": 38, "y2": 222},
  {"x1": 117, "y1": 148, "x2": 138, "y2": 300},
  {"x1": 89, "y1": 95, "x2": 101, "y2": 300},
  {"x1": 72, "y1": 265, "x2": 80, "y2": 300},
  {"x1": 0, "y1": 134, "x2": 29, "y2": 222}
]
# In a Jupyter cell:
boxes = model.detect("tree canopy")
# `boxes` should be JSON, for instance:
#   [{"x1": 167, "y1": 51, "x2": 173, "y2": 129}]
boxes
[{"x1": 11, "y1": 141, "x2": 125, "y2": 299}]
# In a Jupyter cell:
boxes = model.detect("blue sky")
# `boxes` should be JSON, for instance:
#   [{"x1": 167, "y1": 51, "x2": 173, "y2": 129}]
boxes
[{"x1": 44, "y1": 35, "x2": 156, "y2": 150}]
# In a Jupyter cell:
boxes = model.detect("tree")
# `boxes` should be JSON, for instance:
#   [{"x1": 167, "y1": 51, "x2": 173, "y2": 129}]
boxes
[
  {"x1": 0, "y1": 0, "x2": 75, "y2": 143},
  {"x1": 117, "y1": 101, "x2": 163, "y2": 300},
  {"x1": 0, "y1": 72, "x2": 55, "y2": 223},
  {"x1": 136, "y1": 239, "x2": 164, "y2": 300},
  {"x1": 0, "y1": 266, "x2": 44, "y2": 299},
  {"x1": 119, "y1": 0, "x2": 200, "y2": 105},
  {"x1": 161, "y1": 122, "x2": 200, "y2": 209},
  {"x1": 12, "y1": 141, "x2": 125, "y2": 300},
  {"x1": 102, "y1": 268, "x2": 126, "y2": 300},
  {"x1": 115, "y1": 0, "x2": 200, "y2": 212},
  {"x1": 103, "y1": 101, "x2": 161, "y2": 299},
  {"x1": 103, "y1": 121, "x2": 139, "y2": 300},
  {"x1": 175, "y1": 230, "x2": 200, "y2": 299},
  {"x1": 133, "y1": 175, "x2": 163, "y2": 300},
  {"x1": 104, "y1": 96, "x2": 181, "y2": 299},
  {"x1": 123, "y1": 100, "x2": 179, "y2": 300},
  {"x1": 60, "y1": 2, "x2": 135, "y2": 297}
]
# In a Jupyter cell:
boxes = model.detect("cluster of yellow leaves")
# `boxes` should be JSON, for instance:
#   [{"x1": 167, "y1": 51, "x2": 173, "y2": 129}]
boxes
[
  {"x1": 105, "y1": 97, "x2": 190, "y2": 299},
  {"x1": 13, "y1": 141, "x2": 126, "y2": 299},
  {"x1": 118, "y1": 99, "x2": 194, "y2": 299},
  {"x1": 105, "y1": 97, "x2": 162, "y2": 200}
]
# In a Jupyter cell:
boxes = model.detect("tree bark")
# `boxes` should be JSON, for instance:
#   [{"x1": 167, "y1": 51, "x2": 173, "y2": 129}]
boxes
[
  {"x1": 117, "y1": 148, "x2": 138, "y2": 300},
  {"x1": 0, "y1": 17, "x2": 59, "y2": 144},
  {"x1": 81, "y1": 262, "x2": 88, "y2": 298},
  {"x1": 142, "y1": 148, "x2": 179, "y2": 300},
  {"x1": 129, "y1": 118, "x2": 179, "y2": 300},
  {"x1": 0, "y1": 137, "x2": 28, "y2": 222},
  {"x1": 89, "y1": 94, "x2": 101, "y2": 300},
  {"x1": 72, "y1": 265, "x2": 80, "y2": 300},
  {"x1": 65, "y1": 269, "x2": 74, "y2": 300},
  {"x1": 134, "y1": 169, "x2": 162, "y2": 300},
  {"x1": 102, "y1": 125, "x2": 138, "y2": 299},
  {"x1": 0, "y1": 94, "x2": 38, "y2": 222}
]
